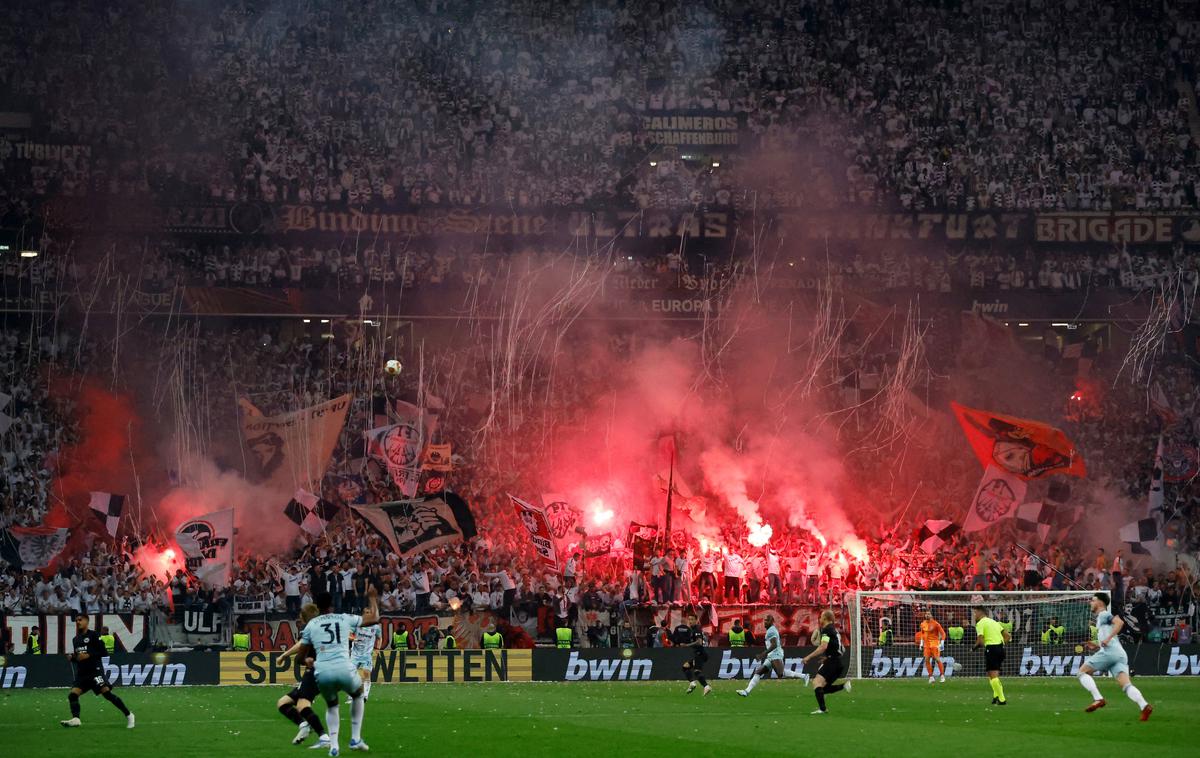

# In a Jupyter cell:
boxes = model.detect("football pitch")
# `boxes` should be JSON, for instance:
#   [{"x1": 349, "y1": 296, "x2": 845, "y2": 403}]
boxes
[{"x1": 2, "y1": 678, "x2": 1197, "y2": 757}]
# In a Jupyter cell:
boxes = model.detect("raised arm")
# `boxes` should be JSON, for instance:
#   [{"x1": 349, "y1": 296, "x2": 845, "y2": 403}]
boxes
[{"x1": 359, "y1": 585, "x2": 380, "y2": 626}]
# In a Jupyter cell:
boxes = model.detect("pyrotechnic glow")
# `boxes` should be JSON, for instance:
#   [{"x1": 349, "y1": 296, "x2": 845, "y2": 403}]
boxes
[
  {"x1": 842, "y1": 536, "x2": 869, "y2": 562},
  {"x1": 747, "y1": 522, "x2": 773, "y2": 547},
  {"x1": 165, "y1": 548, "x2": 176, "y2": 560},
  {"x1": 590, "y1": 499, "x2": 613, "y2": 526},
  {"x1": 448, "y1": 597, "x2": 462, "y2": 611}
]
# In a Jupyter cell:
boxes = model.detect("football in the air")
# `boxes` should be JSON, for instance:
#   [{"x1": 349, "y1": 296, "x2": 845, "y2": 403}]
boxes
[{"x1": 384, "y1": 359, "x2": 402, "y2": 375}]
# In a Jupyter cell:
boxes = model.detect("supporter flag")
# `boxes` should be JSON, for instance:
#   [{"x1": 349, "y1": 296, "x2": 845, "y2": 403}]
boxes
[
  {"x1": 963, "y1": 465, "x2": 1027, "y2": 532},
  {"x1": 0, "y1": 524, "x2": 70, "y2": 570},
  {"x1": 421, "y1": 443, "x2": 453, "y2": 472},
  {"x1": 1160, "y1": 435, "x2": 1198, "y2": 484},
  {"x1": 174, "y1": 508, "x2": 234, "y2": 587},
  {"x1": 627, "y1": 521, "x2": 659, "y2": 569},
  {"x1": 1058, "y1": 340, "x2": 1093, "y2": 378},
  {"x1": 540, "y1": 494, "x2": 580, "y2": 545},
  {"x1": 1119, "y1": 518, "x2": 1159, "y2": 556},
  {"x1": 508, "y1": 494, "x2": 559, "y2": 570},
  {"x1": 354, "y1": 493, "x2": 477, "y2": 559},
  {"x1": 365, "y1": 401, "x2": 433, "y2": 497},
  {"x1": 87, "y1": 492, "x2": 125, "y2": 538},
  {"x1": 240, "y1": 394, "x2": 352, "y2": 493},
  {"x1": 951, "y1": 402, "x2": 1086, "y2": 479},
  {"x1": 584, "y1": 532, "x2": 613, "y2": 558},
  {"x1": 284, "y1": 489, "x2": 342, "y2": 536},
  {"x1": 1150, "y1": 383, "x2": 1178, "y2": 426},
  {"x1": 916, "y1": 520, "x2": 960, "y2": 554}
]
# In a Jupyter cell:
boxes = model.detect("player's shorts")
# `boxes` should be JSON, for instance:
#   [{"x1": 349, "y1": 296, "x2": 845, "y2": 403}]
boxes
[
  {"x1": 766, "y1": 647, "x2": 786, "y2": 662},
  {"x1": 74, "y1": 666, "x2": 112, "y2": 695},
  {"x1": 923, "y1": 646, "x2": 942, "y2": 658},
  {"x1": 983, "y1": 644, "x2": 1005, "y2": 672},
  {"x1": 287, "y1": 668, "x2": 319, "y2": 703},
  {"x1": 352, "y1": 655, "x2": 373, "y2": 673},
  {"x1": 817, "y1": 656, "x2": 844, "y2": 683},
  {"x1": 691, "y1": 647, "x2": 709, "y2": 665},
  {"x1": 1084, "y1": 649, "x2": 1129, "y2": 677},
  {"x1": 315, "y1": 663, "x2": 362, "y2": 702}
]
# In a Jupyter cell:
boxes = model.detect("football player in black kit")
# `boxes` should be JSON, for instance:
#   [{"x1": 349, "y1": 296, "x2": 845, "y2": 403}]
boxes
[
  {"x1": 60, "y1": 614, "x2": 135, "y2": 728},
  {"x1": 673, "y1": 612, "x2": 712, "y2": 695},
  {"x1": 801, "y1": 609, "x2": 852, "y2": 714}
]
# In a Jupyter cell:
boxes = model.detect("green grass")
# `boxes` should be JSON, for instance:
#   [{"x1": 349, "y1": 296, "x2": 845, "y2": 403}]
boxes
[{"x1": 1, "y1": 678, "x2": 1196, "y2": 757}]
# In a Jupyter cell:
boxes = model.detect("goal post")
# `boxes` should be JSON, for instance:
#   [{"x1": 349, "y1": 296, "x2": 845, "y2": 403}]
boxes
[{"x1": 849, "y1": 590, "x2": 1098, "y2": 680}]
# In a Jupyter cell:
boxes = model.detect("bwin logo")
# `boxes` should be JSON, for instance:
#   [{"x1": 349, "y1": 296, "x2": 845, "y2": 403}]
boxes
[
  {"x1": 1019, "y1": 647, "x2": 1084, "y2": 676},
  {"x1": 564, "y1": 652, "x2": 652, "y2": 681},
  {"x1": 0, "y1": 665, "x2": 28, "y2": 688},
  {"x1": 102, "y1": 662, "x2": 188, "y2": 686},
  {"x1": 971, "y1": 300, "x2": 1009, "y2": 315},
  {"x1": 717, "y1": 650, "x2": 806, "y2": 679},
  {"x1": 870, "y1": 648, "x2": 957, "y2": 678}
]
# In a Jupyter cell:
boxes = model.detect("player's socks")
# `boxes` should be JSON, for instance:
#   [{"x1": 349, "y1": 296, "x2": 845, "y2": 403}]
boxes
[
  {"x1": 744, "y1": 673, "x2": 761, "y2": 693},
  {"x1": 813, "y1": 687, "x2": 827, "y2": 712},
  {"x1": 926, "y1": 661, "x2": 934, "y2": 677},
  {"x1": 280, "y1": 703, "x2": 303, "y2": 725},
  {"x1": 1077, "y1": 673, "x2": 1103, "y2": 702},
  {"x1": 989, "y1": 677, "x2": 1006, "y2": 703},
  {"x1": 362, "y1": 680, "x2": 371, "y2": 701},
  {"x1": 326, "y1": 703, "x2": 340, "y2": 753},
  {"x1": 103, "y1": 691, "x2": 130, "y2": 716},
  {"x1": 782, "y1": 669, "x2": 805, "y2": 679},
  {"x1": 350, "y1": 695, "x2": 365, "y2": 743},
  {"x1": 1122, "y1": 684, "x2": 1148, "y2": 710},
  {"x1": 824, "y1": 683, "x2": 845, "y2": 695},
  {"x1": 68, "y1": 692, "x2": 81, "y2": 718},
  {"x1": 937, "y1": 661, "x2": 945, "y2": 676},
  {"x1": 299, "y1": 706, "x2": 326, "y2": 736}
]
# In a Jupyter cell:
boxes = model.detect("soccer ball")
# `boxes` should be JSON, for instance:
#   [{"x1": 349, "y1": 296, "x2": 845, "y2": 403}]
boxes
[
  {"x1": 952, "y1": 661, "x2": 962, "y2": 673},
  {"x1": 384, "y1": 359, "x2": 402, "y2": 375}
]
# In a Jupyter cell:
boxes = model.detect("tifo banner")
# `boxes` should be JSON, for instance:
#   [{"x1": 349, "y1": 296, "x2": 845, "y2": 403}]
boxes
[
  {"x1": 240, "y1": 394, "x2": 351, "y2": 493},
  {"x1": 509, "y1": 494, "x2": 559, "y2": 570},
  {"x1": 963, "y1": 465, "x2": 1027, "y2": 532},
  {"x1": 352, "y1": 493, "x2": 477, "y2": 559},
  {"x1": 0, "y1": 653, "x2": 218, "y2": 689},
  {"x1": 2, "y1": 614, "x2": 150, "y2": 654},
  {"x1": 364, "y1": 401, "x2": 433, "y2": 497},
  {"x1": 175, "y1": 508, "x2": 235, "y2": 587},
  {"x1": 219, "y1": 650, "x2": 531, "y2": 685},
  {"x1": 952, "y1": 402, "x2": 1086, "y2": 479}
]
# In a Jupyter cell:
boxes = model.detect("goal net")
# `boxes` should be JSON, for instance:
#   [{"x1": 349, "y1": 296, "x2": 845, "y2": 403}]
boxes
[{"x1": 848, "y1": 591, "x2": 1097, "y2": 680}]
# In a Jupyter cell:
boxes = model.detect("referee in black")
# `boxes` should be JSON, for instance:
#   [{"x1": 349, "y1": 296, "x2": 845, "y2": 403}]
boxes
[
  {"x1": 673, "y1": 612, "x2": 712, "y2": 695},
  {"x1": 61, "y1": 614, "x2": 134, "y2": 728}
]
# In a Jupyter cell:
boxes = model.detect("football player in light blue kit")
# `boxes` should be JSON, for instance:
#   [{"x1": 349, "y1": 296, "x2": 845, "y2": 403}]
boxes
[
  {"x1": 347, "y1": 618, "x2": 381, "y2": 704},
  {"x1": 737, "y1": 614, "x2": 808, "y2": 696},
  {"x1": 1077, "y1": 591, "x2": 1153, "y2": 721},
  {"x1": 302, "y1": 586, "x2": 380, "y2": 755}
]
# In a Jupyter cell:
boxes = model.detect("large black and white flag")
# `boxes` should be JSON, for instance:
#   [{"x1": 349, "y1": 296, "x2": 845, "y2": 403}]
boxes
[
  {"x1": 1118, "y1": 518, "x2": 1159, "y2": 555},
  {"x1": 353, "y1": 492, "x2": 476, "y2": 558},
  {"x1": 284, "y1": 489, "x2": 342, "y2": 536},
  {"x1": 88, "y1": 492, "x2": 125, "y2": 537},
  {"x1": 916, "y1": 520, "x2": 960, "y2": 554}
]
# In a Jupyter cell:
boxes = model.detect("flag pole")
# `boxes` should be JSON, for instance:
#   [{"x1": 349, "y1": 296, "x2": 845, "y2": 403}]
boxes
[{"x1": 664, "y1": 441, "x2": 675, "y2": 552}]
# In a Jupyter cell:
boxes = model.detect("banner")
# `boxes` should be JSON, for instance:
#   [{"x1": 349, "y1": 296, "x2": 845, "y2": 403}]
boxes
[
  {"x1": 540, "y1": 494, "x2": 581, "y2": 551},
  {"x1": 2, "y1": 614, "x2": 150, "y2": 654},
  {"x1": 951, "y1": 402, "x2": 1085, "y2": 479},
  {"x1": 584, "y1": 532, "x2": 613, "y2": 558},
  {"x1": 219, "y1": 650, "x2": 531, "y2": 685},
  {"x1": 509, "y1": 494, "x2": 558, "y2": 570},
  {"x1": 175, "y1": 508, "x2": 234, "y2": 587},
  {"x1": 353, "y1": 493, "x2": 477, "y2": 558},
  {"x1": 640, "y1": 111, "x2": 741, "y2": 149},
  {"x1": 421, "y1": 443, "x2": 453, "y2": 472},
  {"x1": 963, "y1": 465, "x2": 1027, "y2": 532},
  {"x1": 364, "y1": 401, "x2": 432, "y2": 497},
  {"x1": 0, "y1": 652, "x2": 218, "y2": 689},
  {"x1": 241, "y1": 395, "x2": 351, "y2": 493}
]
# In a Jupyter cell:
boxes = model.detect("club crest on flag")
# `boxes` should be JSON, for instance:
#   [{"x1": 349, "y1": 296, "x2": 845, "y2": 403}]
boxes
[{"x1": 952, "y1": 402, "x2": 1085, "y2": 480}]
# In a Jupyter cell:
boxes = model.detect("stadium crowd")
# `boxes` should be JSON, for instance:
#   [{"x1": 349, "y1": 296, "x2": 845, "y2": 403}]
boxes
[{"x1": 1, "y1": 0, "x2": 1198, "y2": 219}]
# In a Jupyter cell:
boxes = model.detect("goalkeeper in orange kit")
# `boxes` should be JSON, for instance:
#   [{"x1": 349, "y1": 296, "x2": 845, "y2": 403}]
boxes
[{"x1": 916, "y1": 610, "x2": 947, "y2": 683}]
